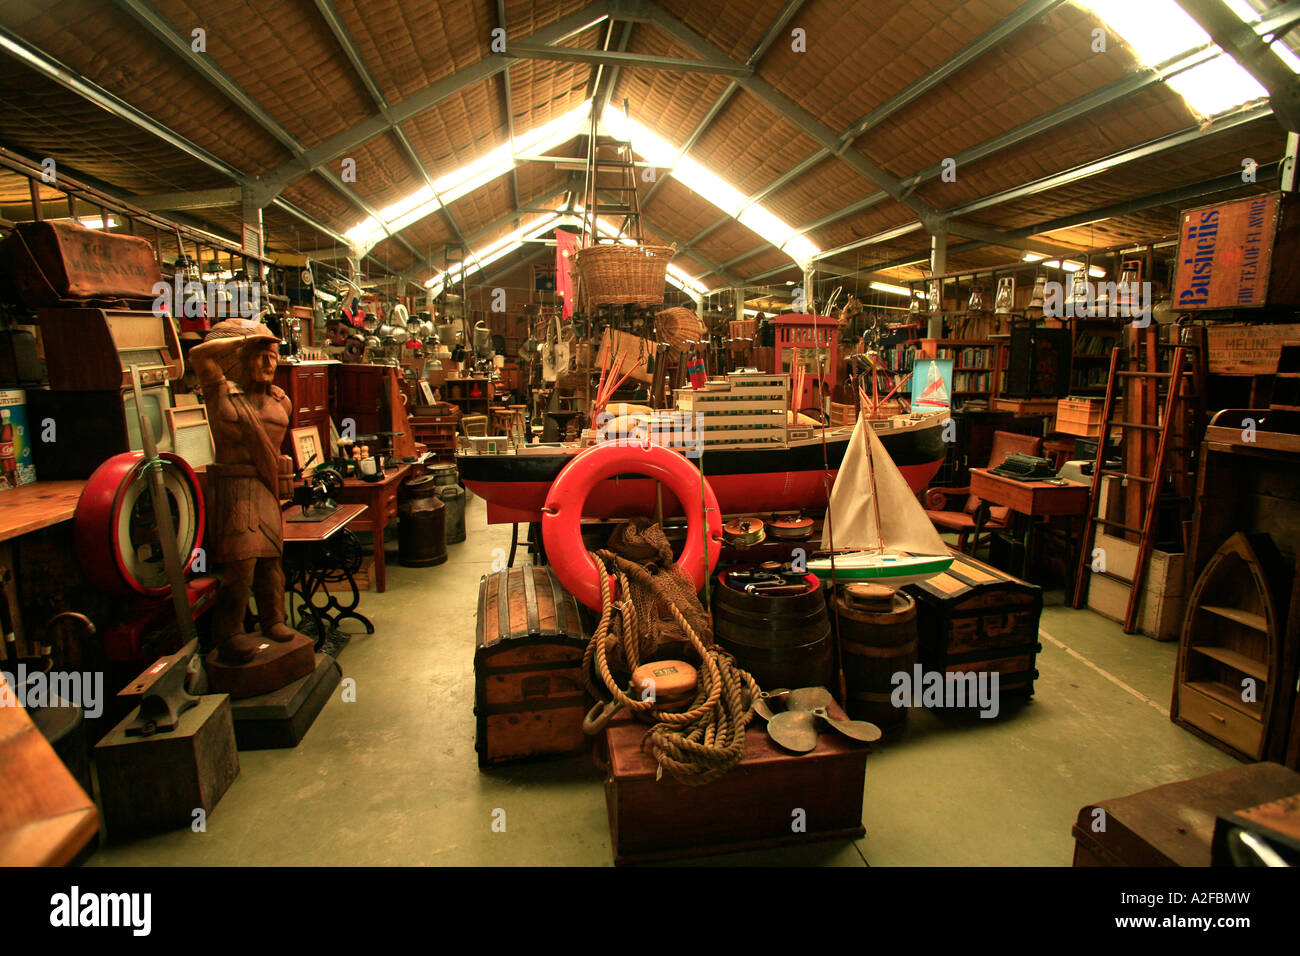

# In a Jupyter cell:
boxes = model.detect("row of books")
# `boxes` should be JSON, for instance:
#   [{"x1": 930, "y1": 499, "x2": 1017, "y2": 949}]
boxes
[
  {"x1": 953, "y1": 371, "x2": 993, "y2": 393},
  {"x1": 1073, "y1": 332, "x2": 1119, "y2": 356},
  {"x1": 936, "y1": 346, "x2": 993, "y2": 369}
]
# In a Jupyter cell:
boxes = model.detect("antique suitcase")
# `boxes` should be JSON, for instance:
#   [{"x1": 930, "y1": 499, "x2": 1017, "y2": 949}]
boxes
[
  {"x1": 904, "y1": 551, "x2": 1042, "y2": 698},
  {"x1": 0, "y1": 221, "x2": 162, "y2": 308},
  {"x1": 1072, "y1": 762, "x2": 1300, "y2": 866},
  {"x1": 474, "y1": 566, "x2": 589, "y2": 767},
  {"x1": 603, "y1": 699, "x2": 868, "y2": 865}
]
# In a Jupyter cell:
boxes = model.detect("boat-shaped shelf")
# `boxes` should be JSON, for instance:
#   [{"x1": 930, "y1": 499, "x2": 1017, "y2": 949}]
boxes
[{"x1": 1172, "y1": 532, "x2": 1289, "y2": 760}]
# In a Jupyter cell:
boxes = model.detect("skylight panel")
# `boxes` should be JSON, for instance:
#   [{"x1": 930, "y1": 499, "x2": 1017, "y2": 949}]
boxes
[{"x1": 1078, "y1": 0, "x2": 1287, "y2": 117}]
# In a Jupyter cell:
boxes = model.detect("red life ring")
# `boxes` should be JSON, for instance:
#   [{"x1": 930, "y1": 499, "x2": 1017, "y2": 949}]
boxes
[{"x1": 542, "y1": 443, "x2": 723, "y2": 611}]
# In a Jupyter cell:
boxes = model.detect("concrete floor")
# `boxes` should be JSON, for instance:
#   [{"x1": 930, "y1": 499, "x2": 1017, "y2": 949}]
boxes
[{"x1": 89, "y1": 493, "x2": 1239, "y2": 867}]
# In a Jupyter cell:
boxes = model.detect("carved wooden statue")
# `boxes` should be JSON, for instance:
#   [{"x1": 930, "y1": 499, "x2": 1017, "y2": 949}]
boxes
[{"x1": 189, "y1": 319, "x2": 314, "y2": 694}]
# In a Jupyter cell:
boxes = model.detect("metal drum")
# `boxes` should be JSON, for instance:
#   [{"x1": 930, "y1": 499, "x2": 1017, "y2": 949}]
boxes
[
  {"x1": 429, "y1": 463, "x2": 459, "y2": 487},
  {"x1": 398, "y1": 475, "x2": 447, "y2": 567},
  {"x1": 712, "y1": 573, "x2": 833, "y2": 692},
  {"x1": 438, "y1": 482, "x2": 466, "y2": 544},
  {"x1": 834, "y1": 584, "x2": 917, "y2": 730}
]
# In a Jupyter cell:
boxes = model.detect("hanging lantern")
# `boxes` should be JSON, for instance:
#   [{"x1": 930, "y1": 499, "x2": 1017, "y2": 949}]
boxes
[
  {"x1": 967, "y1": 284, "x2": 987, "y2": 313},
  {"x1": 1028, "y1": 275, "x2": 1046, "y2": 313}
]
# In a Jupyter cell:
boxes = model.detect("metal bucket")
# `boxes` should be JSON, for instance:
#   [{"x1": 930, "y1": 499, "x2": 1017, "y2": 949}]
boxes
[
  {"x1": 711, "y1": 574, "x2": 833, "y2": 692},
  {"x1": 438, "y1": 482, "x2": 466, "y2": 544},
  {"x1": 398, "y1": 475, "x2": 447, "y2": 567}
]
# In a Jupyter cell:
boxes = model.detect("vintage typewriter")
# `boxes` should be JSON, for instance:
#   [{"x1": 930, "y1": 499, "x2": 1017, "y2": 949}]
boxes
[{"x1": 990, "y1": 453, "x2": 1058, "y2": 482}]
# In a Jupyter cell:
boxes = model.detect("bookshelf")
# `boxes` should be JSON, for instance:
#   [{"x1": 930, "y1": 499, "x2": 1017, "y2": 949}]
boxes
[
  {"x1": 919, "y1": 338, "x2": 997, "y2": 400},
  {"x1": 1070, "y1": 318, "x2": 1122, "y2": 394}
]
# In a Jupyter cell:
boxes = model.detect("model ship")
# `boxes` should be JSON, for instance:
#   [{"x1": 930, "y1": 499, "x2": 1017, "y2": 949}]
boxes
[
  {"x1": 806, "y1": 414, "x2": 954, "y2": 586},
  {"x1": 458, "y1": 371, "x2": 947, "y2": 525}
]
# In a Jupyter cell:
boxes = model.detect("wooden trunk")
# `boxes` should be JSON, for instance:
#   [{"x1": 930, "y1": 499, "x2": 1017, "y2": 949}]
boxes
[
  {"x1": 904, "y1": 551, "x2": 1042, "y2": 698},
  {"x1": 475, "y1": 567, "x2": 589, "y2": 767},
  {"x1": 603, "y1": 701, "x2": 867, "y2": 864},
  {"x1": 1072, "y1": 762, "x2": 1300, "y2": 866},
  {"x1": 0, "y1": 221, "x2": 162, "y2": 307}
]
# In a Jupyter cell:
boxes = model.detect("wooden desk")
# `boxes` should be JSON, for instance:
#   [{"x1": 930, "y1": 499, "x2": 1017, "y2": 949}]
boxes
[
  {"x1": 969, "y1": 467, "x2": 1090, "y2": 587},
  {"x1": 334, "y1": 464, "x2": 412, "y2": 593},
  {"x1": 968, "y1": 468, "x2": 1090, "y2": 516},
  {"x1": 0, "y1": 480, "x2": 87, "y2": 543},
  {"x1": 0, "y1": 673, "x2": 99, "y2": 865}
]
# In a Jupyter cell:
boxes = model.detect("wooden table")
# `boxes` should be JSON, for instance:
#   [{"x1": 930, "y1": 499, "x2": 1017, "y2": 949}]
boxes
[
  {"x1": 0, "y1": 673, "x2": 98, "y2": 865},
  {"x1": 969, "y1": 467, "x2": 1090, "y2": 585},
  {"x1": 0, "y1": 480, "x2": 87, "y2": 543},
  {"x1": 334, "y1": 464, "x2": 412, "y2": 593}
]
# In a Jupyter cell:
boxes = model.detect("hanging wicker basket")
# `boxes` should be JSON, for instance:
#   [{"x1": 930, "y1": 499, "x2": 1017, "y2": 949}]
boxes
[
  {"x1": 572, "y1": 242, "x2": 675, "y2": 310},
  {"x1": 655, "y1": 306, "x2": 707, "y2": 364}
]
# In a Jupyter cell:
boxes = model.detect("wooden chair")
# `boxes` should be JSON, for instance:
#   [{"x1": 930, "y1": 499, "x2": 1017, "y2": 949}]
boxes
[{"x1": 924, "y1": 430, "x2": 1043, "y2": 553}]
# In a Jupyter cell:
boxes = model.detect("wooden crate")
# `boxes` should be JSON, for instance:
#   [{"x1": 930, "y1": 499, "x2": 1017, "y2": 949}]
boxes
[
  {"x1": 1072, "y1": 762, "x2": 1300, "y2": 866},
  {"x1": 1056, "y1": 397, "x2": 1104, "y2": 438},
  {"x1": 904, "y1": 551, "x2": 1042, "y2": 698},
  {"x1": 603, "y1": 701, "x2": 867, "y2": 864},
  {"x1": 474, "y1": 567, "x2": 589, "y2": 767},
  {"x1": 1085, "y1": 531, "x2": 1186, "y2": 641}
]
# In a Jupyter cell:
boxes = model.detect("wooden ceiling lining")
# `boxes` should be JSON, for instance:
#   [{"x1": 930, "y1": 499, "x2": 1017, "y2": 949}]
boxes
[
  {"x1": 0, "y1": 66, "x2": 231, "y2": 196},
  {"x1": 0, "y1": 0, "x2": 291, "y2": 175},
  {"x1": 692, "y1": 87, "x2": 822, "y2": 195},
  {"x1": 808, "y1": 202, "x2": 920, "y2": 254},
  {"x1": 951, "y1": 118, "x2": 1285, "y2": 231},
  {"x1": 280, "y1": 175, "x2": 357, "y2": 231},
  {"x1": 447, "y1": 175, "x2": 515, "y2": 235},
  {"x1": 506, "y1": 55, "x2": 592, "y2": 130},
  {"x1": 503, "y1": 0, "x2": 597, "y2": 40},
  {"x1": 656, "y1": 0, "x2": 787, "y2": 63},
  {"x1": 758, "y1": 0, "x2": 962, "y2": 136},
  {"x1": 861, "y1": 2, "x2": 1153, "y2": 176},
  {"x1": 638, "y1": 178, "x2": 724, "y2": 237},
  {"x1": 330, "y1": 0, "x2": 494, "y2": 105},
  {"x1": 156, "y1": 0, "x2": 376, "y2": 148},
  {"x1": 692, "y1": 218, "x2": 770, "y2": 262},
  {"x1": 512, "y1": 163, "x2": 570, "y2": 209},
  {"x1": 398, "y1": 79, "x2": 507, "y2": 186},
  {"x1": 763, "y1": 156, "x2": 864, "y2": 228},
  {"x1": 613, "y1": 26, "x2": 734, "y2": 148},
  {"x1": 389, "y1": 213, "x2": 455, "y2": 257},
  {"x1": 911, "y1": 86, "x2": 1220, "y2": 212},
  {"x1": 332, "y1": 129, "x2": 425, "y2": 213}
]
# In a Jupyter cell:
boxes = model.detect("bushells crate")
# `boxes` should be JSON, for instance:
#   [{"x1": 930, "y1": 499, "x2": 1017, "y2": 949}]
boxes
[{"x1": 475, "y1": 566, "x2": 590, "y2": 767}]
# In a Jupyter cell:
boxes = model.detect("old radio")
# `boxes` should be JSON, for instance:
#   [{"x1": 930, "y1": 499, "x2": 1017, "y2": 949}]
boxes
[{"x1": 36, "y1": 307, "x2": 183, "y2": 391}]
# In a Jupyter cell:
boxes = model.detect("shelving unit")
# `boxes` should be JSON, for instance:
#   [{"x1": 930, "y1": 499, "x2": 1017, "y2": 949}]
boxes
[
  {"x1": 918, "y1": 338, "x2": 997, "y2": 401},
  {"x1": 1070, "y1": 318, "x2": 1122, "y2": 394},
  {"x1": 442, "y1": 376, "x2": 493, "y2": 416}
]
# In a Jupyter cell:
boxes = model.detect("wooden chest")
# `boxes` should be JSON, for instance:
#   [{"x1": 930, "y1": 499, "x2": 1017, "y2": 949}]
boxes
[
  {"x1": 1072, "y1": 762, "x2": 1300, "y2": 866},
  {"x1": 603, "y1": 702, "x2": 868, "y2": 865},
  {"x1": 904, "y1": 552, "x2": 1042, "y2": 697},
  {"x1": 474, "y1": 567, "x2": 589, "y2": 767}
]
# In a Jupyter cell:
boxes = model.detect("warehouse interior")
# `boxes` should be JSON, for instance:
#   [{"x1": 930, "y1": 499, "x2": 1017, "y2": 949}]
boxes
[{"x1": 1, "y1": 0, "x2": 1298, "y2": 872}]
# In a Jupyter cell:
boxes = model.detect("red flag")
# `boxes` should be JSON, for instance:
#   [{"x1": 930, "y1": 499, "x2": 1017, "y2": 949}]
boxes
[{"x1": 556, "y1": 229, "x2": 578, "y2": 318}]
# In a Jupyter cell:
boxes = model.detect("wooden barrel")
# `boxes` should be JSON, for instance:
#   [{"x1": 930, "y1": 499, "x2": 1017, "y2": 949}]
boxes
[
  {"x1": 398, "y1": 475, "x2": 447, "y2": 567},
  {"x1": 712, "y1": 575, "x2": 833, "y2": 692},
  {"x1": 835, "y1": 584, "x2": 917, "y2": 728}
]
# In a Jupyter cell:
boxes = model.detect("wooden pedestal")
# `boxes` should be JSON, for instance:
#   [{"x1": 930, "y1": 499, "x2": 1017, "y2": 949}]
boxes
[
  {"x1": 603, "y1": 708, "x2": 868, "y2": 865},
  {"x1": 205, "y1": 633, "x2": 316, "y2": 699},
  {"x1": 94, "y1": 694, "x2": 239, "y2": 841},
  {"x1": 230, "y1": 653, "x2": 341, "y2": 750},
  {"x1": 1072, "y1": 762, "x2": 1300, "y2": 866}
]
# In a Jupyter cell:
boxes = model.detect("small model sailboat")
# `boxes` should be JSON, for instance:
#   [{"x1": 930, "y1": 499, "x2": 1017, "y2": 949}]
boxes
[{"x1": 807, "y1": 415, "x2": 953, "y2": 585}]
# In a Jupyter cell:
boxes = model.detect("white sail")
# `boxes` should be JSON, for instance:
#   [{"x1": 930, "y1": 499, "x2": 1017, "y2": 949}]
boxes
[{"x1": 826, "y1": 416, "x2": 949, "y2": 556}]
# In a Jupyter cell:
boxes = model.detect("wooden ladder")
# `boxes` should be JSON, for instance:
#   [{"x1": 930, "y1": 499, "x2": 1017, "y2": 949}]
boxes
[
  {"x1": 582, "y1": 101, "x2": 644, "y2": 244},
  {"x1": 1072, "y1": 340, "x2": 1195, "y2": 632}
]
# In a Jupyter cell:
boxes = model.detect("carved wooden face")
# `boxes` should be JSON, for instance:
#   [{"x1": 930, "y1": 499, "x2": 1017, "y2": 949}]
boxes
[{"x1": 242, "y1": 340, "x2": 279, "y2": 385}]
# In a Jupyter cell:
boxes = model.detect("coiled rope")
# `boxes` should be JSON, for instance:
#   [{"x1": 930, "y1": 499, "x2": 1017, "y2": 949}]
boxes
[{"x1": 583, "y1": 546, "x2": 760, "y2": 786}]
